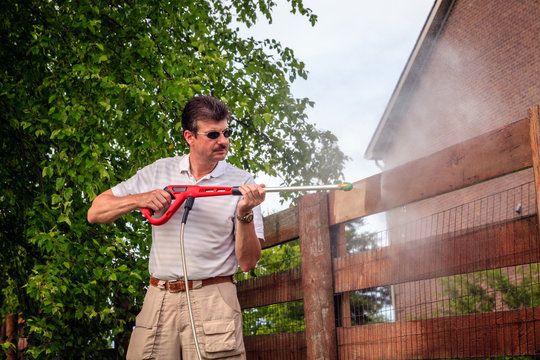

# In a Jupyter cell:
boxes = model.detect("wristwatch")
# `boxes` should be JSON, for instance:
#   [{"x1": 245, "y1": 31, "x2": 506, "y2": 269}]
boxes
[{"x1": 236, "y1": 212, "x2": 254, "y2": 223}]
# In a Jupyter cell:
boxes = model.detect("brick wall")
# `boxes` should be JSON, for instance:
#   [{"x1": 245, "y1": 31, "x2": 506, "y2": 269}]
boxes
[{"x1": 383, "y1": 0, "x2": 539, "y2": 168}]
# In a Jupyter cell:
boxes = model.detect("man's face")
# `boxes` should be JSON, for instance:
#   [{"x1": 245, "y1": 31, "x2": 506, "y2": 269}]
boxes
[{"x1": 185, "y1": 118, "x2": 230, "y2": 164}]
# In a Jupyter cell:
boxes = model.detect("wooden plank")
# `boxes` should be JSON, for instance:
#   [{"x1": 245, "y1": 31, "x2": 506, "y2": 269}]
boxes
[
  {"x1": 328, "y1": 117, "x2": 532, "y2": 225},
  {"x1": 244, "y1": 332, "x2": 306, "y2": 360},
  {"x1": 262, "y1": 206, "x2": 299, "y2": 249},
  {"x1": 333, "y1": 215, "x2": 539, "y2": 293},
  {"x1": 237, "y1": 268, "x2": 302, "y2": 309},
  {"x1": 329, "y1": 173, "x2": 381, "y2": 225},
  {"x1": 529, "y1": 105, "x2": 540, "y2": 224},
  {"x1": 337, "y1": 308, "x2": 540, "y2": 359},
  {"x1": 298, "y1": 193, "x2": 337, "y2": 360}
]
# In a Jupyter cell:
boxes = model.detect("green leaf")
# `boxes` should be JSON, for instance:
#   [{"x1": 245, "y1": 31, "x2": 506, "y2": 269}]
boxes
[
  {"x1": 58, "y1": 214, "x2": 71, "y2": 226},
  {"x1": 51, "y1": 194, "x2": 62, "y2": 205},
  {"x1": 42, "y1": 166, "x2": 53, "y2": 178},
  {"x1": 117, "y1": 264, "x2": 128, "y2": 272},
  {"x1": 55, "y1": 177, "x2": 65, "y2": 190}
]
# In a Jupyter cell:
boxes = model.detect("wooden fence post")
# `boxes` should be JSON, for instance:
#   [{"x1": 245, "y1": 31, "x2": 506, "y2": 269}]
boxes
[
  {"x1": 299, "y1": 193, "x2": 337, "y2": 360},
  {"x1": 529, "y1": 105, "x2": 540, "y2": 224},
  {"x1": 5, "y1": 313, "x2": 17, "y2": 360}
]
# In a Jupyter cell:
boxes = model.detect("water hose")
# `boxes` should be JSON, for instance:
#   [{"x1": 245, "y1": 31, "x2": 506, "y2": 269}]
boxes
[{"x1": 179, "y1": 197, "x2": 202, "y2": 360}]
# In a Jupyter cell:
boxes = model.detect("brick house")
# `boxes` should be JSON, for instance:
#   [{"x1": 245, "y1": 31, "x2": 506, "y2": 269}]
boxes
[{"x1": 363, "y1": 0, "x2": 539, "y2": 322}]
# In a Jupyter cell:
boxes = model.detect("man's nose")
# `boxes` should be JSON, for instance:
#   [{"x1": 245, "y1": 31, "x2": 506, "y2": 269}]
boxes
[{"x1": 216, "y1": 133, "x2": 229, "y2": 142}]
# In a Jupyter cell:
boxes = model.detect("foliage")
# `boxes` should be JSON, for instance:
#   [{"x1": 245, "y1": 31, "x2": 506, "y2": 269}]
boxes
[
  {"x1": 239, "y1": 239, "x2": 301, "y2": 280},
  {"x1": 0, "y1": 0, "x2": 347, "y2": 357},
  {"x1": 238, "y1": 239, "x2": 304, "y2": 335},
  {"x1": 243, "y1": 301, "x2": 305, "y2": 335},
  {"x1": 345, "y1": 219, "x2": 381, "y2": 254},
  {"x1": 486, "y1": 263, "x2": 540, "y2": 309},
  {"x1": 346, "y1": 219, "x2": 392, "y2": 325},
  {"x1": 349, "y1": 286, "x2": 392, "y2": 325},
  {"x1": 438, "y1": 272, "x2": 496, "y2": 316},
  {"x1": 435, "y1": 264, "x2": 539, "y2": 317}
]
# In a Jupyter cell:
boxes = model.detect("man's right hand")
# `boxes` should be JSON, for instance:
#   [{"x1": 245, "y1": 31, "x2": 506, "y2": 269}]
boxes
[
  {"x1": 87, "y1": 189, "x2": 172, "y2": 224},
  {"x1": 137, "y1": 189, "x2": 172, "y2": 213}
]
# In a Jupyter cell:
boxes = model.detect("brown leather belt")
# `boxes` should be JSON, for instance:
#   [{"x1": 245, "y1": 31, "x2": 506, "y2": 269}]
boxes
[{"x1": 150, "y1": 275, "x2": 232, "y2": 292}]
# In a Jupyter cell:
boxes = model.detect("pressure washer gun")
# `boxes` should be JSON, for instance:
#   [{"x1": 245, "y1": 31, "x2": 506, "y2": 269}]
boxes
[{"x1": 140, "y1": 183, "x2": 353, "y2": 225}]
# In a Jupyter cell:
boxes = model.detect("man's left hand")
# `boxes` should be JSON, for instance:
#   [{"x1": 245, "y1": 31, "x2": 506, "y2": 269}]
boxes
[{"x1": 237, "y1": 184, "x2": 266, "y2": 216}]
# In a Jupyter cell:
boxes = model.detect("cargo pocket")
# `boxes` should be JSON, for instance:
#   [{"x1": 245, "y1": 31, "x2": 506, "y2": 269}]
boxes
[
  {"x1": 201, "y1": 318, "x2": 242, "y2": 359},
  {"x1": 126, "y1": 287, "x2": 164, "y2": 360}
]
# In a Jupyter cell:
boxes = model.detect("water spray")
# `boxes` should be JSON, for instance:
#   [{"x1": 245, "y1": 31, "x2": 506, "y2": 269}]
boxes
[{"x1": 141, "y1": 182, "x2": 352, "y2": 359}]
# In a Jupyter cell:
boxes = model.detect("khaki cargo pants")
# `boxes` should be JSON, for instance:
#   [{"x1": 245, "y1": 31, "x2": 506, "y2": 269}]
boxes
[{"x1": 126, "y1": 280, "x2": 246, "y2": 360}]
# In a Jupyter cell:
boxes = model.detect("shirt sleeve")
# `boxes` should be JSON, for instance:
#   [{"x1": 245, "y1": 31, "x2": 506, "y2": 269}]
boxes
[{"x1": 111, "y1": 162, "x2": 157, "y2": 197}]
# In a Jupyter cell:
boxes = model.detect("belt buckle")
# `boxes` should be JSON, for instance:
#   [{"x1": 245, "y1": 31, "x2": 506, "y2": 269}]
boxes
[{"x1": 167, "y1": 280, "x2": 185, "y2": 293}]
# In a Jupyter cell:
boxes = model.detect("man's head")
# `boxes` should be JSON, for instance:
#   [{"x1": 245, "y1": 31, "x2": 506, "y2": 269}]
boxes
[
  {"x1": 182, "y1": 96, "x2": 232, "y2": 166},
  {"x1": 181, "y1": 95, "x2": 230, "y2": 133}
]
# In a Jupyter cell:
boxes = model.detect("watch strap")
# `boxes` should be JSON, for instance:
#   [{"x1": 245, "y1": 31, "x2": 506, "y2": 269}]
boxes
[{"x1": 236, "y1": 212, "x2": 254, "y2": 223}]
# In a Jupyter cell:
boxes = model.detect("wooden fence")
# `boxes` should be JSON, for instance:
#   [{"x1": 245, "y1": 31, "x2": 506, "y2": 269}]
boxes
[
  {"x1": 239, "y1": 105, "x2": 540, "y2": 359},
  {"x1": 1, "y1": 314, "x2": 26, "y2": 360}
]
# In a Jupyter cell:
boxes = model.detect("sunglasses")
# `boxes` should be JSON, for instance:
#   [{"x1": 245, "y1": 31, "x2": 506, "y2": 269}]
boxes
[{"x1": 196, "y1": 129, "x2": 233, "y2": 139}]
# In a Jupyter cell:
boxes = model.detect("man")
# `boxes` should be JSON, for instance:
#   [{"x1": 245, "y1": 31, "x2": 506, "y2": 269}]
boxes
[{"x1": 87, "y1": 95, "x2": 266, "y2": 359}]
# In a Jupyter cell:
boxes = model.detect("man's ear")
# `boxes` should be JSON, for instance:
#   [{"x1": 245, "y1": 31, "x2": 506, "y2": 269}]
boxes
[{"x1": 184, "y1": 130, "x2": 195, "y2": 146}]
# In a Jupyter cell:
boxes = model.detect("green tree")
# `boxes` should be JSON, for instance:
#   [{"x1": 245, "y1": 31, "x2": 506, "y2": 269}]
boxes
[
  {"x1": 439, "y1": 272, "x2": 496, "y2": 316},
  {"x1": 0, "y1": 0, "x2": 346, "y2": 358},
  {"x1": 345, "y1": 218, "x2": 381, "y2": 253},
  {"x1": 238, "y1": 239, "x2": 304, "y2": 335},
  {"x1": 486, "y1": 264, "x2": 540, "y2": 309},
  {"x1": 436, "y1": 264, "x2": 540, "y2": 318},
  {"x1": 345, "y1": 219, "x2": 392, "y2": 325}
]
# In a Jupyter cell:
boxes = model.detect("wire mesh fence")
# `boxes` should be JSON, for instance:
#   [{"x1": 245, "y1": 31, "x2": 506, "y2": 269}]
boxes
[
  {"x1": 336, "y1": 181, "x2": 538, "y2": 327},
  {"x1": 239, "y1": 239, "x2": 305, "y2": 335}
]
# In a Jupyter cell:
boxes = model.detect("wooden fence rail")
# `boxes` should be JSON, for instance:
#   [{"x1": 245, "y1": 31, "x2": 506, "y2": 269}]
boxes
[
  {"x1": 333, "y1": 215, "x2": 539, "y2": 292},
  {"x1": 337, "y1": 308, "x2": 540, "y2": 359}
]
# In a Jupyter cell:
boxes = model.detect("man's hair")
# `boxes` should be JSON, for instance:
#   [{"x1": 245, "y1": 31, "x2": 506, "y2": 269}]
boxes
[{"x1": 181, "y1": 95, "x2": 230, "y2": 133}]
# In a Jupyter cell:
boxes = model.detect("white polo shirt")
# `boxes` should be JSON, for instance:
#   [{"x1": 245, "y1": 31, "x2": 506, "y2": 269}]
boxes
[{"x1": 111, "y1": 155, "x2": 265, "y2": 280}]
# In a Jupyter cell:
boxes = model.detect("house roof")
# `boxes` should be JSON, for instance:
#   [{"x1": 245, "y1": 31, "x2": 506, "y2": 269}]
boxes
[{"x1": 364, "y1": 0, "x2": 456, "y2": 160}]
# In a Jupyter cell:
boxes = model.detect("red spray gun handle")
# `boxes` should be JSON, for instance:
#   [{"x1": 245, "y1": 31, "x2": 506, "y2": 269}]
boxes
[{"x1": 140, "y1": 185, "x2": 242, "y2": 225}]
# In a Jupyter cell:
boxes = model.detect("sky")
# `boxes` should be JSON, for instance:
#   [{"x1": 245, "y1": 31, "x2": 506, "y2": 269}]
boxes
[{"x1": 237, "y1": 0, "x2": 435, "y2": 215}]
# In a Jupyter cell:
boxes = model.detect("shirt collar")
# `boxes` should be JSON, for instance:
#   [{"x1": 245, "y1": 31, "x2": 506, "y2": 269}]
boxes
[
  {"x1": 179, "y1": 154, "x2": 227, "y2": 179},
  {"x1": 179, "y1": 154, "x2": 191, "y2": 174}
]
